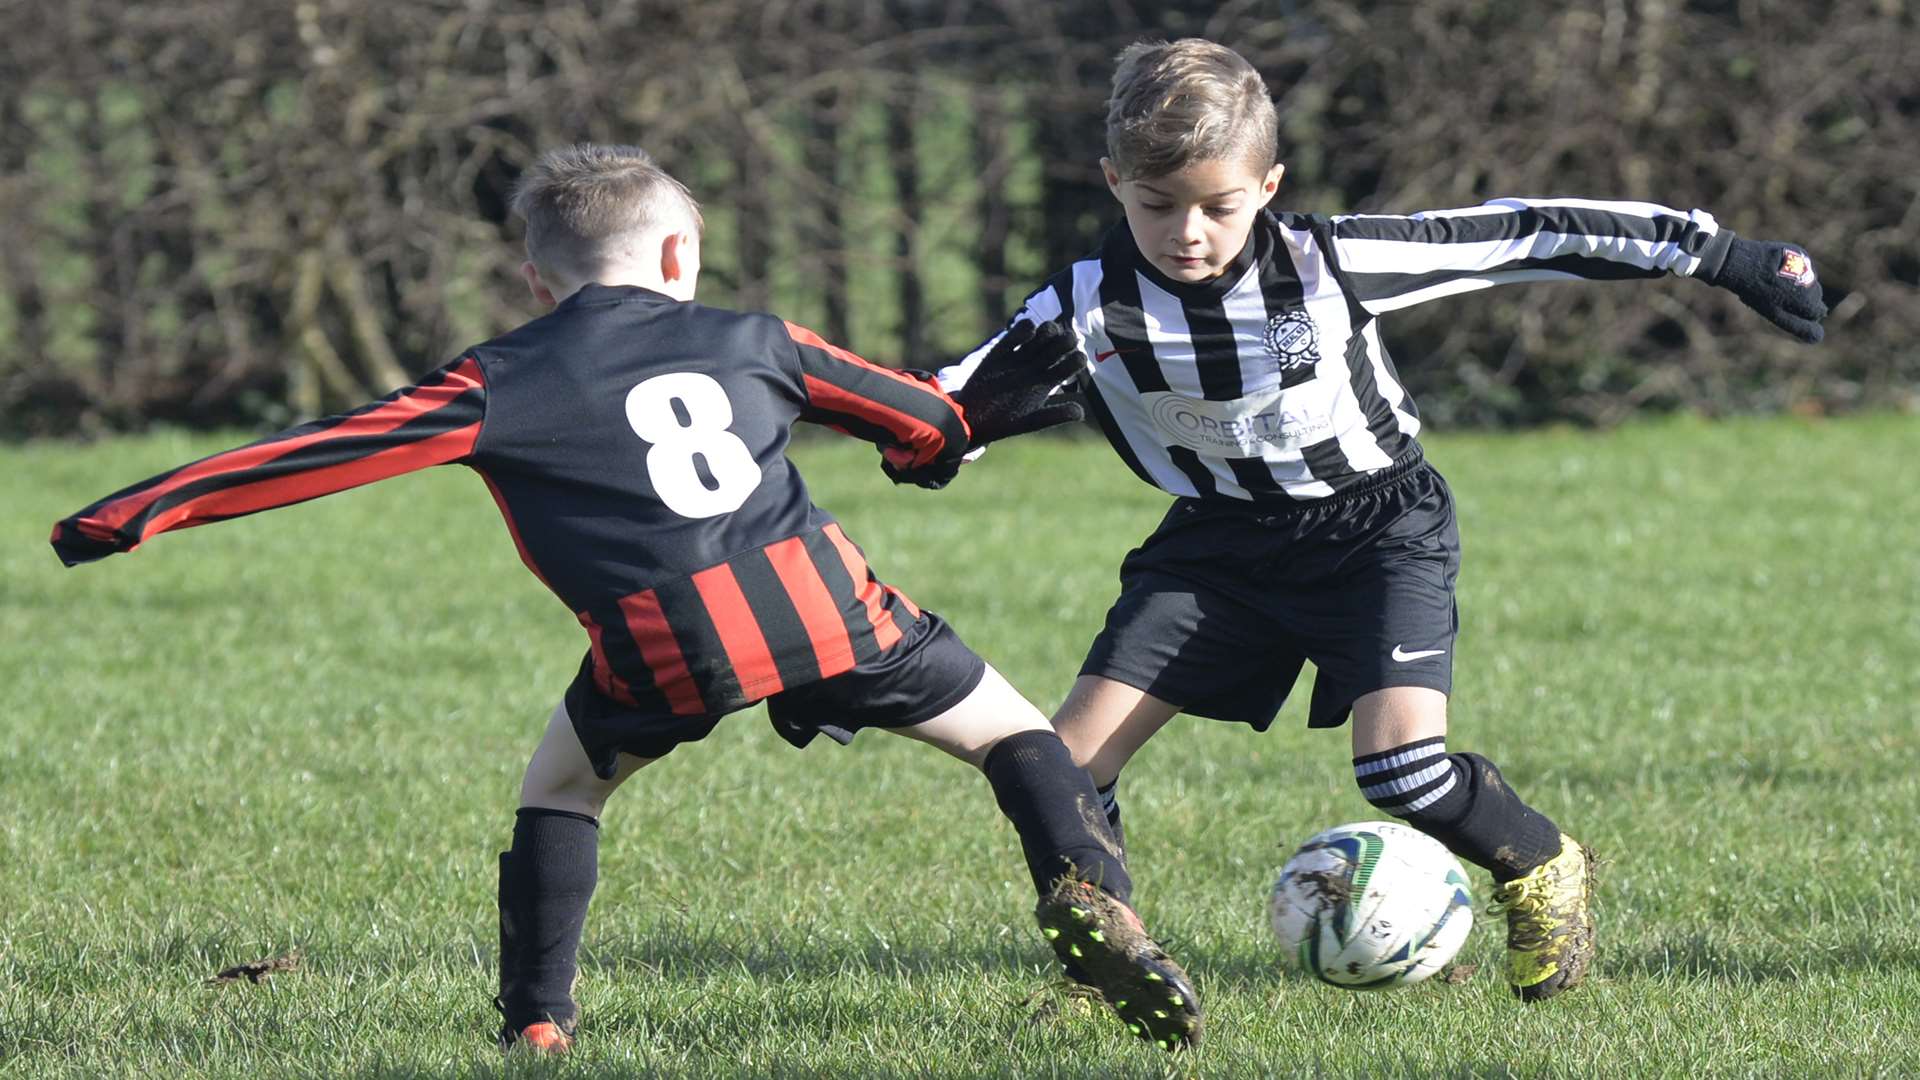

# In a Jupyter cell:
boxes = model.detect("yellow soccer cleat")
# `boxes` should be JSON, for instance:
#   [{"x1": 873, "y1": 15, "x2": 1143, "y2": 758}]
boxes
[{"x1": 1490, "y1": 834, "x2": 1597, "y2": 1001}]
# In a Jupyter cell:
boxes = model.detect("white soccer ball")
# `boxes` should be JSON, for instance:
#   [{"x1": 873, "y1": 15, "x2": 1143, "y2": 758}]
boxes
[{"x1": 1269, "y1": 821, "x2": 1473, "y2": 989}]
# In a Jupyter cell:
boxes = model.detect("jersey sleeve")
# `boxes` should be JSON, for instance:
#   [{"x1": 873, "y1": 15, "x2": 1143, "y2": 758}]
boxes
[
  {"x1": 50, "y1": 357, "x2": 487, "y2": 567},
  {"x1": 935, "y1": 281, "x2": 1075, "y2": 396},
  {"x1": 782, "y1": 321, "x2": 970, "y2": 471},
  {"x1": 1322, "y1": 197, "x2": 1737, "y2": 316}
]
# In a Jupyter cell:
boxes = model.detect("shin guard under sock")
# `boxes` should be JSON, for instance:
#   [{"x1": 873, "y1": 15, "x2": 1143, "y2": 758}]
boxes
[
  {"x1": 497, "y1": 807, "x2": 599, "y2": 1029},
  {"x1": 1355, "y1": 739, "x2": 1563, "y2": 882},
  {"x1": 983, "y1": 731, "x2": 1132, "y2": 903}
]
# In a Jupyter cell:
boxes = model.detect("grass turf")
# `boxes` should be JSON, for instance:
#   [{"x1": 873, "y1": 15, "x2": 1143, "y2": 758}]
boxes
[{"x1": 2, "y1": 414, "x2": 1916, "y2": 1077}]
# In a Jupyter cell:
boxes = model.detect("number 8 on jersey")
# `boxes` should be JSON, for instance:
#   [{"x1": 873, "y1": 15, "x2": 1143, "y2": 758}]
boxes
[{"x1": 625, "y1": 371, "x2": 765, "y2": 519}]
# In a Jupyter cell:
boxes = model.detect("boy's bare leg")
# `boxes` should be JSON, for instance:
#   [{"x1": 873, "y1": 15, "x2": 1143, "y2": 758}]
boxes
[
  {"x1": 497, "y1": 703, "x2": 652, "y2": 1053},
  {"x1": 891, "y1": 661, "x2": 1051, "y2": 766},
  {"x1": 1348, "y1": 686, "x2": 1594, "y2": 1002},
  {"x1": 520, "y1": 702, "x2": 652, "y2": 816},
  {"x1": 894, "y1": 665, "x2": 1201, "y2": 1050},
  {"x1": 1049, "y1": 675, "x2": 1181, "y2": 860}
]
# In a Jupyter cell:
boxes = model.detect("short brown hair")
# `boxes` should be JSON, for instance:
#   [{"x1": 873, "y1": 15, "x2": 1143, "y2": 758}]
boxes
[
  {"x1": 1105, "y1": 39, "x2": 1278, "y2": 181},
  {"x1": 509, "y1": 143, "x2": 704, "y2": 284}
]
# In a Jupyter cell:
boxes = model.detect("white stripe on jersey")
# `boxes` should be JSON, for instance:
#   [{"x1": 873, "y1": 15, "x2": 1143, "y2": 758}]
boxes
[{"x1": 1356, "y1": 268, "x2": 1595, "y2": 314}]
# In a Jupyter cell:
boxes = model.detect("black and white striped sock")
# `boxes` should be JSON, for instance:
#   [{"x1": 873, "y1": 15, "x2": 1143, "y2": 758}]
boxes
[
  {"x1": 1354, "y1": 736, "x2": 1459, "y2": 816},
  {"x1": 1354, "y1": 739, "x2": 1563, "y2": 881}
]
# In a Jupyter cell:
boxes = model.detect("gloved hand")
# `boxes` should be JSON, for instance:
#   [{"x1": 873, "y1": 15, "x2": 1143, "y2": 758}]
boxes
[
  {"x1": 949, "y1": 319, "x2": 1087, "y2": 448},
  {"x1": 1704, "y1": 236, "x2": 1828, "y2": 344},
  {"x1": 881, "y1": 320, "x2": 1086, "y2": 489}
]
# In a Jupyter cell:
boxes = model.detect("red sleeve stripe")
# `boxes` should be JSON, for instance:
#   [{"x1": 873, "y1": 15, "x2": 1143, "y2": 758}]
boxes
[
  {"x1": 90, "y1": 358, "x2": 485, "y2": 534},
  {"x1": 798, "y1": 373, "x2": 954, "y2": 467},
  {"x1": 137, "y1": 424, "x2": 479, "y2": 540},
  {"x1": 764, "y1": 535, "x2": 858, "y2": 678},
  {"x1": 689, "y1": 563, "x2": 787, "y2": 699},
  {"x1": 617, "y1": 589, "x2": 708, "y2": 716},
  {"x1": 784, "y1": 320, "x2": 971, "y2": 458},
  {"x1": 823, "y1": 523, "x2": 903, "y2": 651},
  {"x1": 783, "y1": 321, "x2": 950, "y2": 404}
]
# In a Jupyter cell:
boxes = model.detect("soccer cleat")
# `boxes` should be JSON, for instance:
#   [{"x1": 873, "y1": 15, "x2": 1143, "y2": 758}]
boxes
[
  {"x1": 1035, "y1": 877, "x2": 1203, "y2": 1050},
  {"x1": 499, "y1": 1019, "x2": 574, "y2": 1055},
  {"x1": 1490, "y1": 834, "x2": 1597, "y2": 1001}
]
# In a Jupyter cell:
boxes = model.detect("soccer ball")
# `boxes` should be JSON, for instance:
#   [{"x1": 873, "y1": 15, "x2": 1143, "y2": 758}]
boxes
[{"x1": 1269, "y1": 821, "x2": 1473, "y2": 989}]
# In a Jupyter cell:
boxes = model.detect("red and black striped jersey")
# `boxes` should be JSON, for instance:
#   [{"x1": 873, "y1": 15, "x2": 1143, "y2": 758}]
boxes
[{"x1": 51, "y1": 284, "x2": 969, "y2": 719}]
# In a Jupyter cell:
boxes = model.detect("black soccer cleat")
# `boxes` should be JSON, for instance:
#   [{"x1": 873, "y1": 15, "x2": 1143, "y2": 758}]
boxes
[{"x1": 1035, "y1": 878, "x2": 1203, "y2": 1050}]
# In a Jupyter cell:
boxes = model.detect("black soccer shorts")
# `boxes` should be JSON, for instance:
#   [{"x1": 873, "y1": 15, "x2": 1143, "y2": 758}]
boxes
[
  {"x1": 1080, "y1": 454, "x2": 1460, "y2": 730},
  {"x1": 564, "y1": 609, "x2": 987, "y2": 776}
]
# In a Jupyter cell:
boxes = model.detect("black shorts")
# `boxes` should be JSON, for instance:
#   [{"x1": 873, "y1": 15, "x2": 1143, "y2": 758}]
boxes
[
  {"x1": 564, "y1": 610, "x2": 987, "y2": 778},
  {"x1": 1080, "y1": 454, "x2": 1459, "y2": 731}
]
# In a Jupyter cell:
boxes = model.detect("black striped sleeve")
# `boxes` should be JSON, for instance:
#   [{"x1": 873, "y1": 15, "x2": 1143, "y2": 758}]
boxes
[
  {"x1": 50, "y1": 357, "x2": 487, "y2": 566},
  {"x1": 1323, "y1": 198, "x2": 1736, "y2": 315},
  {"x1": 782, "y1": 321, "x2": 969, "y2": 471}
]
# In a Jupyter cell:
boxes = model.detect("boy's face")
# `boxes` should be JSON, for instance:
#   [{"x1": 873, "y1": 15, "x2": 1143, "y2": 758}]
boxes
[{"x1": 1102, "y1": 156, "x2": 1285, "y2": 283}]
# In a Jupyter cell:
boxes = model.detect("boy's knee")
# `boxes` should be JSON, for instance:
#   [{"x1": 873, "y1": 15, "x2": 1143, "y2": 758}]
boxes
[{"x1": 520, "y1": 773, "x2": 617, "y2": 819}]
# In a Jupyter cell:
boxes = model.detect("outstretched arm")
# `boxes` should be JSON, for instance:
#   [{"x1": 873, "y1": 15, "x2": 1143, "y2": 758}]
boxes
[
  {"x1": 51, "y1": 358, "x2": 486, "y2": 566},
  {"x1": 1325, "y1": 198, "x2": 1734, "y2": 313},
  {"x1": 785, "y1": 321, "x2": 971, "y2": 475},
  {"x1": 1322, "y1": 197, "x2": 1828, "y2": 342}
]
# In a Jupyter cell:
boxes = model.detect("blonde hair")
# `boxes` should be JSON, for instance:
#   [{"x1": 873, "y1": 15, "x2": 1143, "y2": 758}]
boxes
[
  {"x1": 509, "y1": 143, "x2": 704, "y2": 284},
  {"x1": 1105, "y1": 39, "x2": 1278, "y2": 181}
]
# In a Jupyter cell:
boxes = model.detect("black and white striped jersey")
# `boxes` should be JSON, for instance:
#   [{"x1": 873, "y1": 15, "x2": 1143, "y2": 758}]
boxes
[{"x1": 943, "y1": 198, "x2": 1734, "y2": 501}]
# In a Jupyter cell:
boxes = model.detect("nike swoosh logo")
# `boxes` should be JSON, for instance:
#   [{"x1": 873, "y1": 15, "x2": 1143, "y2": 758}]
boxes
[
  {"x1": 1094, "y1": 348, "x2": 1122, "y2": 363},
  {"x1": 1391, "y1": 645, "x2": 1447, "y2": 662}
]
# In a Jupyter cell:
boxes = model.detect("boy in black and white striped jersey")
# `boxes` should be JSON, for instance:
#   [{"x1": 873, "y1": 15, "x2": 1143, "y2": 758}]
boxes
[{"x1": 896, "y1": 38, "x2": 1828, "y2": 1002}]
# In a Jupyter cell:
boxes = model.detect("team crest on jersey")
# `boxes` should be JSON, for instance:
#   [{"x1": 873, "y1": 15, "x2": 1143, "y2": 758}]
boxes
[
  {"x1": 1263, "y1": 310, "x2": 1319, "y2": 371},
  {"x1": 1777, "y1": 249, "x2": 1817, "y2": 288}
]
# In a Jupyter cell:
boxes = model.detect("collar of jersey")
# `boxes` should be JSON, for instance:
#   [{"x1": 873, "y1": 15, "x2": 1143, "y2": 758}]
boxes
[
  {"x1": 1117, "y1": 212, "x2": 1271, "y2": 301},
  {"x1": 562, "y1": 283, "x2": 680, "y2": 307}
]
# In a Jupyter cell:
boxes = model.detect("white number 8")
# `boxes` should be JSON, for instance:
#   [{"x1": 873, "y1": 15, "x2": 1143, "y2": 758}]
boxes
[{"x1": 624, "y1": 372, "x2": 764, "y2": 519}]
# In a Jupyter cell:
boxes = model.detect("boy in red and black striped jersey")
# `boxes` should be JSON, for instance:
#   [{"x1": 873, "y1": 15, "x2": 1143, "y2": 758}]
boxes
[{"x1": 50, "y1": 144, "x2": 1202, "y2": 1053}]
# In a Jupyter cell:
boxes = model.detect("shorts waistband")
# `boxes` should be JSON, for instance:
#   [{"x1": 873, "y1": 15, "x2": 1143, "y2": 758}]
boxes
[{"x1": 1173, "y1": 449, "x2": 1428, "y2": 519}]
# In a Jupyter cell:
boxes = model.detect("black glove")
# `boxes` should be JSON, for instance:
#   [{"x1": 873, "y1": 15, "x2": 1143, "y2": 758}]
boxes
[
  {"x1": 880, "y1": 320, "x2": 1086, "y2": 489},
  {"x1": 1704, "y1": 236, "x2": 1828, "y2": 344},
  {"x1": 948, "y1": 319, "x2": 1086, "y2": 448}
]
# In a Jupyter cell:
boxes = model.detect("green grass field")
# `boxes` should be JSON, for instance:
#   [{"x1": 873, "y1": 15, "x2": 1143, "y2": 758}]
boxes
[{"x1": 3, "y1": 415, "x2": 1917, "y2": 1077}]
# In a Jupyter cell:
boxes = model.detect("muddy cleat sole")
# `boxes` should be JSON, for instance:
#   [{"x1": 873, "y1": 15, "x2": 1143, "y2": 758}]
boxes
[
  {"x1": 499, "y1": 1020, "x2": 574, "y2": 1056},
  {"x1": 1035, "y1": 878, "x2": 1202, "y2": 1050},
  {"x1": 1491, "y1": 834, "x2": 1597, "y2": 1002}
]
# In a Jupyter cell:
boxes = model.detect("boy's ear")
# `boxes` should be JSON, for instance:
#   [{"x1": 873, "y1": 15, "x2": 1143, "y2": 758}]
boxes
[
  {"x1": 520, "y1": 261, "x2": 559, "y2": 308},
  {"x1": 661, "y1": 230, "x2": 700, "y2": 289},
  {"x1": 1100, "y1": 157, "x2": 1125, "y2": 200},
  {"x1": 1258, "y1": 163, "x2": 1286, "y2": 206}
]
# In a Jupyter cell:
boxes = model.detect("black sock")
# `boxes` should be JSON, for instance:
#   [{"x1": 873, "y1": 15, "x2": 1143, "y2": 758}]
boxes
[
  {"x1": 498, "y1": 807, "x2": 599, "y2": 1030},
  {"x1": 982, "y1": 731, "x2": 1132, "y2": 904},
  {"x1": 1094, "y1": 778, "x2": 1127, "y2": 860},
  {"x1": 1355, "y1": 740, "x2": 1563, "y2": 882}
]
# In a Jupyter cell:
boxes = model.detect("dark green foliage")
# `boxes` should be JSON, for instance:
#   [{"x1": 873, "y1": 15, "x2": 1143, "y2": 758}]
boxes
[{"x1": 0, "y1": 1, "x2": 1912, "y2": 435}]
